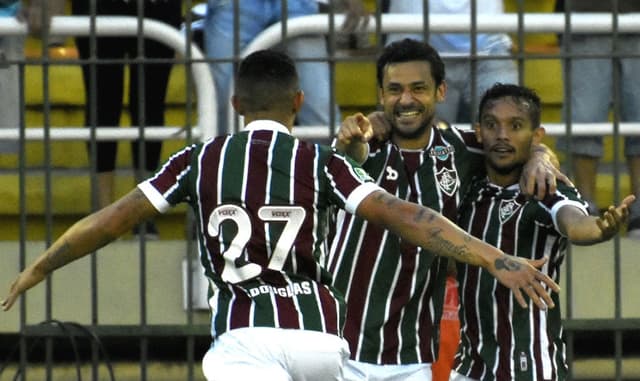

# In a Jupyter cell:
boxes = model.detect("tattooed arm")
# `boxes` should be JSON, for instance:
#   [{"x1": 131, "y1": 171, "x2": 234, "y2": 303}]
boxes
[
  {"x1": 356, "y1": 190, "x2": 560, "y2": 309},
  {"x1": 2, "y1": 188, "x2": 159, "y2": 311}
]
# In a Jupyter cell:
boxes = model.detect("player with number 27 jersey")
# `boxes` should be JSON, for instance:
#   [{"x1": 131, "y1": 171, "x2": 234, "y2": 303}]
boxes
[{"x1": 138, "y1": 120, "x2": 381, "y2": 339}]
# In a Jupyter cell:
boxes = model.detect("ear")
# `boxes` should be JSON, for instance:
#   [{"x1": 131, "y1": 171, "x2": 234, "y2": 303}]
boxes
[
  {"x1": 293, "y1": 89, "x2": 304, "y2": 113},
  {"x1": 231, "y1": 95, "x2": 243, "y2": 115},
  {"x1": 377, "y1": 87, "x2": 384, "y2": 107},
  {"x1": 474, "y1": 122, "x2": 482, "y2": 144},
  {"x1": 532, "y1": 125, "x2": 546, "y2": 145},
  {"x1": 436, "y1": 80, "x2": 447, "y2": 103}
]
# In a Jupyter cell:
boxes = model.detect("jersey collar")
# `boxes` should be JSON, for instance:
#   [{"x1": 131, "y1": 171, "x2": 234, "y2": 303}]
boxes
[{"x1": 244, "y1": 120, "x2": 291, "y2": 135}]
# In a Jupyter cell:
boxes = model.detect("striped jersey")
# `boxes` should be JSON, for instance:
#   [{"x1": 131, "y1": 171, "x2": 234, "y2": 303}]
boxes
[
  {"x1": 454, "y1": 179, "x2": 588, "y2": 381},
  {"x1": 139, "y1": 120, "x2": 380, "y2": 339},
  {"x1": 327, "y1": 123, "x2": 484, "y2": 364}
]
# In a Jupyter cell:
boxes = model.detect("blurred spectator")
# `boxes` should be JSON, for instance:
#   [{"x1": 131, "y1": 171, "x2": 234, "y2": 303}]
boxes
[
  {"x1": 204, "y1": 0, "x2": 368, "y2": 138},
  {"x1": 71, "y1": 0, "x2": 182, "y2": 239},
  {"x1": 385, "y1": 0, "x2": 517, "y2": 124},
  {"x1": 0, "y1": 0, "x2": 64, "y2": 154},
  {"x1": 555, "y1": 0, "x2": 640, "y2": 238}
]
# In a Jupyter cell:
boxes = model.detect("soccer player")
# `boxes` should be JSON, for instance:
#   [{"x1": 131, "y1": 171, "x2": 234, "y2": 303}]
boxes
[
  {"x1": 2, "y1": 50, "x2": 558, "y2": 381},
  {"x1": 328, "y1": 38, "x2": 566, "y2": 381},
  {"x1": 451, "y1": 83, "x2": 634, "y2": 381}
]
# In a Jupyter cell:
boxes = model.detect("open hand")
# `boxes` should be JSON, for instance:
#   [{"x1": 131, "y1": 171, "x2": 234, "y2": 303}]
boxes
[
  {"x1": 490, "y1": 255, "x2": 560, "y2": 310},
  {"x1": 597, "y1": 194, "x2": 636, "y2": 240}
]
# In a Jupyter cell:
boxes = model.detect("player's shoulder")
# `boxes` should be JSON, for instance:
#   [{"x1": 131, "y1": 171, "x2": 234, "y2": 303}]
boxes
[
  {"x1": 435, "y1": 119, "x2": 472, "y2": 137},
  {"x1": 555, "y1": 179, "x2": 581, "y2": 197},
  {"x1": 435, "y1": 119, "x2": 480, "y2": 149}
]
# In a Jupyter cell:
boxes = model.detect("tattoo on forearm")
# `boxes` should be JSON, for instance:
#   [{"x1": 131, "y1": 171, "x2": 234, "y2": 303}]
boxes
[
  {"x1": 45, "y1": 241, "x2": 72, "y2": 271},
  {"x1": 416, "y1": 208, "x2": 437, "y2": 223},
  {"x1": 416, "y1": 208, "x2": 437, "y2": 224},
  {"x1": 495, "y1": 257, "x2": 522, "y2": 271},
  {"x1": 427, "y1": 228, "x2": 470, "y2": 259},
  {"x1": 375, "y1": 192, "x2": 399, "y2": 207},
  {"x1": 414, "y1": 208, "x2": 426, "y2": 223}
]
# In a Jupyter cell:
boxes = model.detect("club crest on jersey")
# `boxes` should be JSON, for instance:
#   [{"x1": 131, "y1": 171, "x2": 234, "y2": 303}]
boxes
[
  {"x1": 499, "y1": 199, "x2": 522, "y2": 224},
  {"x1": 429, "y1": 145, "x2": 455, "y2": 161},
  {"x1": 435, "y1": 167, "x2": 458, "y2": 196}
]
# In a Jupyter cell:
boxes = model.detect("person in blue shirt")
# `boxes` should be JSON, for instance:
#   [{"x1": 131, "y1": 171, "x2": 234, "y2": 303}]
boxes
[{"x1": 203, "y1": 0, "x2": 368, "y2": 137}]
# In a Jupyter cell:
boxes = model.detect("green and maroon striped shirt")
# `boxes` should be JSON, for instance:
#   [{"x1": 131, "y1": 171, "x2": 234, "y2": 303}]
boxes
[
  {"x1": 139, "y1": 120, "x2": 380, "y2": 339},
  {"x1": 455, "y1": 179, "x2": 588, "y2": 381},
  {"x1": 328, "y1": 124, "x2": 484, "y2": 364}
]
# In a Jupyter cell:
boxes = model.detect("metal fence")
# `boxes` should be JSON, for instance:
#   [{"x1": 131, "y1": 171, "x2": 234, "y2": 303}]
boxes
[{"x1": 1, "y1": 2, "x2": 639, "y2": 380}]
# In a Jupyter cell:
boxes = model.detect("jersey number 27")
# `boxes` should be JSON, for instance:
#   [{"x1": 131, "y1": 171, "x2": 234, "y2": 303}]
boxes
[{"x1": 208, "y1": 204, "x2": 306, "y2": 284}]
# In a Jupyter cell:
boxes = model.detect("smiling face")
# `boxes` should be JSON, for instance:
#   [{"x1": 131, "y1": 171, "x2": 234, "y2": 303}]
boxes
[
  {"x1": 379, "y1": 61, "x2": 446, "y2": 149},
  {"x1": 475, "y1": 96, "x2": 544, "y2": 186}
]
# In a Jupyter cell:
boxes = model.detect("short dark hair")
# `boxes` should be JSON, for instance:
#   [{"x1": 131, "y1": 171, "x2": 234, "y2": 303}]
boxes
[
  {"x1": 376, "y1": 38, "x2": 445, "y2": 88},
  {"x1": 478, "y1": 83, "x2": 542, "y2": 128},
  {"x1": 235, "y1": 49, "x2": 300, "y2": 113}
]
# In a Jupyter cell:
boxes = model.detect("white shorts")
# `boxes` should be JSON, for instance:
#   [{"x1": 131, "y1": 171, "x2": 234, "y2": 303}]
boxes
[
  {"x1": 449, "y1": 370, "x2": 478, "y2": 381},
  {"x1": 202, "y1": 327, "x2": 350, "y2": 381},
  {"x1": 343, "y1": 360, "x2": 432, "y2": 381}
]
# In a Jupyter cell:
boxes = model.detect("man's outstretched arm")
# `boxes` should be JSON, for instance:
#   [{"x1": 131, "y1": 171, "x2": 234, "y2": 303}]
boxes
[
  {"x1": 2, "y1": 188, "x2": 159, "y2": 311},
  {"x1": 557, "y1": 195, "x2": 635, "y2": 245},
  {"x1": 356, "y1": 190, "x2": 560, "y2": 310}
]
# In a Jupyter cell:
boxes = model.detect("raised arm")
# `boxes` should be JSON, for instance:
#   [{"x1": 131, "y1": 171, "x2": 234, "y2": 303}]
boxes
[
  {"x1": 334, "y1": 112, "x2": 393, "y2": 164},
  {"x1": 356, "y1": 190, "x2": 560, "y2": 310},
  {"x1": 2, "y1": 188, "x2": 159, "y2": 311},
  {"x1": 557, "y1": 195, "x2": 635, "y2": 246},
  {"x1": 334, "y1": 113, "x2": 373, "y2": 164}
]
